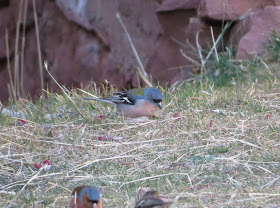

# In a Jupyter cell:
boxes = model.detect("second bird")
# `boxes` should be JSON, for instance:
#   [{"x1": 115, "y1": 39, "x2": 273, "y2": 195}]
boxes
[
  {"x1": 69, "y1": 185, "x2": 102, "y2": 208},
  {"x1": 84, "y1": 87, "x2": 163, "y2": 118}
]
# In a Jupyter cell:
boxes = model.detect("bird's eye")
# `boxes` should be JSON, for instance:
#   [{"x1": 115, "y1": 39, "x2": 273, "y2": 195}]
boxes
[
  {"x1": 153, "y1": 98, "x2": 162, "y2": 103},
  {"x1": 89, "y1": 200, "x2": 99, "y2": 204}
]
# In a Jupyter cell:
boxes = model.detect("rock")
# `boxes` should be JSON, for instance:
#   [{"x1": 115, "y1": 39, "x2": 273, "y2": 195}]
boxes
[
  {"x1": 0, "y1": 1, "x2": 18, "y2": 59},
  {"x1": 186, "y1": 17, "x2": 230, "y2": 51},
  {"x1": 273, "y1": 0, "x2": 280, "y2": 6},
  {"x1": 0, "y1": 0, "x2": 44, "y2": 101},
  {"x1": 147, "y1": 10, "x2": 197, "y2": 83},
  {"x1": 1, "y1": 0, "x2": 199, "y2": 102},
  {"x1": 41, "y1": 124, "x2": 52, "y2": 131},
  {"x1": 234, "y1": 6, "x2": 280, "y2": 60},
  {"x1": 0, "y1": 0, "x2": 10, "y2": 9},
  {"x1": 0, "y1": 0, "x2": 43, "y2": 59},
  {"x1": 1, "y1": 0, "x2": 280, "y2": 102},
  {"x1": 55, "y1": 0, "x2": 110, "y2": 45},
  {"x1": 56, "y1": 0, "x2": 163, "y2": 88},
  {"x1": 0, "y1": 0, "x2": 123, "y2": 102},
  {"x1": 157, "y1": 0, "x2": 200, "y2": 12},
  {"x1": 0, "y1": 107, "x2": 26, "y2": 118},
  {"x1": 198, "y1": 0, "x2": 275, "y2": 20},
  {"x1": 228, "y1": 16, "x2": 251, "y2": 47}
]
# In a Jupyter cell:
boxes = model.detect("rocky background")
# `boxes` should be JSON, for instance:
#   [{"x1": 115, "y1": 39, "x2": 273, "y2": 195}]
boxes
[{"x1": 1, "y1": 0, "x2": 280, "y2": 102}]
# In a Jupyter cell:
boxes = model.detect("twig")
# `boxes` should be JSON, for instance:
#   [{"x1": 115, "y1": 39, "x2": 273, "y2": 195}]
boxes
[
  {"x1": 5, "y1": 30, "x2": 16, "y2": 101},
  {"x1": 195, "y1": 31, "x2": 205, "y2": 77},
  {"x1": 180, "y1": 49, "x2": 201, "y2": 66},
  {"x1": 32, "y1": 0, "x2": 44, "y2": 91},
  {"x1": 210, "y1": 26, "x2": 219, "y2": 62},
  {"x1": 116, "y1": 13, "x2": 153, "y2": 87},
  {"x1": 20, "y1": 0, "x2": 28, "y2": 97},
  {"x1": 43, "y1": 61, "x2": 74, "y2": 104}
]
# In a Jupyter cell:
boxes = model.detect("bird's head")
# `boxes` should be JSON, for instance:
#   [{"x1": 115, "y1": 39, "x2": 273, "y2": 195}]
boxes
[
  {"x1": 70, "y1": 185, "x2": 102, "y2": 208},
  {"x1": 144, "y1": 88, "x2": 163, "y2": 109}
]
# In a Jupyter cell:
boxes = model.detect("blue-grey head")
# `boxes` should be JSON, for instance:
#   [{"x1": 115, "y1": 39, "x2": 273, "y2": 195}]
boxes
[
  {"x1": 78, "y1": 186, "x2": 100, "y2": 204},
  {"x1": 144, "y1": 87, "x2": 163, "y2": 109}
]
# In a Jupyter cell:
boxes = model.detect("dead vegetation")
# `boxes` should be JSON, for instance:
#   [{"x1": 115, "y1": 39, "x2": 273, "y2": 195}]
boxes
[{"x1": 1, "y1": 74, "x2": 280, "y2": 207}]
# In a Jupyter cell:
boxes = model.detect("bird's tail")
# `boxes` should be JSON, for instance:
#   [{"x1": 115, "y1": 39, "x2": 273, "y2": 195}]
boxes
[{"x1": 83, "y1": 97, "x2": 115, "y2": 105}]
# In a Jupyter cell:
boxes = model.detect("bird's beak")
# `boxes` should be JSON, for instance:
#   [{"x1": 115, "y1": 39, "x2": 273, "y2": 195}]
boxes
[{"x1": 157, "y1": 102, "x2": 162, "y2": 109}]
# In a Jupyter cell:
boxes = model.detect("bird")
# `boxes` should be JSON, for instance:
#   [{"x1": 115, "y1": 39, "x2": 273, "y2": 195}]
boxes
[
  {"x1": 135, "y1": 189, "x2": 173, "y2": 208},
  {"x1": 84, "y1": 87, "x2": 163, "y2": 118},
  {"x1": 69, "y1": 185, "x2": 102, "y2": 208}
]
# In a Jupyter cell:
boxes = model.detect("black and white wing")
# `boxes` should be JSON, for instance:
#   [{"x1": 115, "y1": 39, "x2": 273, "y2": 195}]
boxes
[{"x1": 111, "y1": 91, "x2": 134, "y2": 105}]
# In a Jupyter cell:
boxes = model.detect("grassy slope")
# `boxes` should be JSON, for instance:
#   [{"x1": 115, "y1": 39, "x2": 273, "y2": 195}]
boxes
[
  {"x1": 1, "y1": 33, "x2": 280, "y2": 207},
  {"x1": 1, "y1": 68, "x2": 280, "y2": 207}
]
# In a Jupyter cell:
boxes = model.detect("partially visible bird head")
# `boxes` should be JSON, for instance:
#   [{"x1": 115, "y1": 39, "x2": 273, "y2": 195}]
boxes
[
  {"x1": 135, "y1": 189, "x2": 171, "y2": 208},
  {"x1": 144, "y1": 88, "x2": 163, "y2": 109},
  {"x1": 70, "y1": 185, "x2": 102, "y2": 208},
  {"x1": 135, "y1": 187, "x2": 173, "y2": 208}
]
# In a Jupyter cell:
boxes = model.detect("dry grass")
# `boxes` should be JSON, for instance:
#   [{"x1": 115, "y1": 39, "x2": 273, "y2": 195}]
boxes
[{"x1": 0, "y1": 72, "x2": 280, "y2": 208}]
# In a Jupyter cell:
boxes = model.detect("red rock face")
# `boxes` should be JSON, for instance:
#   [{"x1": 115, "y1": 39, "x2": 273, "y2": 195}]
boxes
[
  {"x1": 198, "y1": 0, "x2": 276, "y2": 20},
  {"x1": 148, "y1": 10, "x2": 198, "y2": 84},
  {"x1": 234, "y1": 6, "x2": 280, "y2": 59},
  {"x1": 157, "y1": 0, "x2": 200, "y2": 12},
  {"x1": 0, "y1": 0, "x2": 279, "y2": 101}
]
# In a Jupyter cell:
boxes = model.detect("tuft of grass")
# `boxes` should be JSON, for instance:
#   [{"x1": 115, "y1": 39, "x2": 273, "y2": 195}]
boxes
[
  {"x1": 200, "y1": 46, "x2": 241, "y2": 86},
  {"x1": 268, "y1": 30, "x2": 280, "y2": 62},
  {"x1": 182, "y1": 28, "x2": 279, "y2": 89},
  {"x1": 196, "y1": 44, "x2": 276, "y2": 87}
]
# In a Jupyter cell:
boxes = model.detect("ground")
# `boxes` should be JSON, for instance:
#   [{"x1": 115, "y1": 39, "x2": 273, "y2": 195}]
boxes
[{"x1": 1, "y1": 64, "x2": 280, "y2": 207}]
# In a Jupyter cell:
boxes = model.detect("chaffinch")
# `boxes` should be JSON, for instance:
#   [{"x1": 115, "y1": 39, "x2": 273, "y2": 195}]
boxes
[
  {"x1": 69, "y1": 185, "x2": 102, "y2": 208},
  {"x1": 84, "y1": 87, "x2": 163, "y2": 118},
  {"x1": 135, "y1": 189, "x2": 173, "y2": 208}
]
